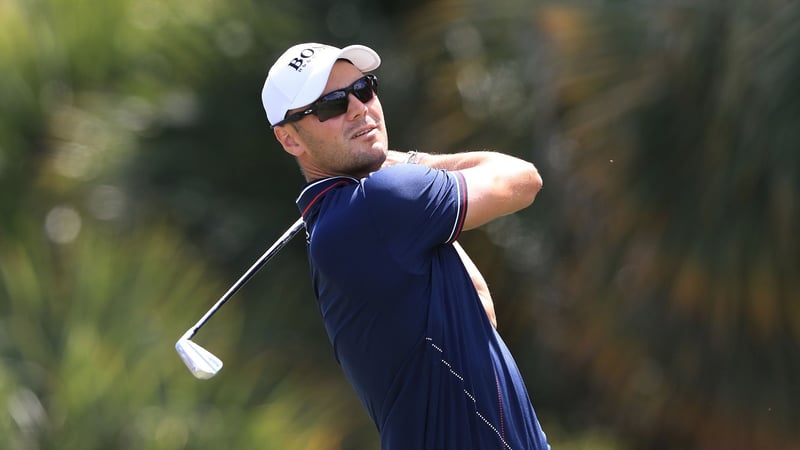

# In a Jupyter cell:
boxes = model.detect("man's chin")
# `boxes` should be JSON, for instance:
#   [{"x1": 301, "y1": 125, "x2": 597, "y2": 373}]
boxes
[{"x1": 342, "y1": 157, "x2": 383, "y2": 178}]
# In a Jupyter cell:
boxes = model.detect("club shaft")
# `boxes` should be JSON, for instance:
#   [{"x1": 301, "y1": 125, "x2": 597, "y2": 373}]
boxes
[{"x1": 183, "y1": 217, "x2": 305, "y2": 340}]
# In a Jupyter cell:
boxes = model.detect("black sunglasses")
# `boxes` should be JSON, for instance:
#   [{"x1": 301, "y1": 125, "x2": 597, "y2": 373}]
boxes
[{"x1": 273, "y1": 74, "x2": 378, "y2": 128}]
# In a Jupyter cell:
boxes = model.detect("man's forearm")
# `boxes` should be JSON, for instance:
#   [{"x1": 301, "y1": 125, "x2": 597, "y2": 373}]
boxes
[
  {"x1": 386, "y1": 150, "x2": 518, "y2": 171},
  {"x1": 385, "y1": 149, "x2": 542, "y2": 230}
]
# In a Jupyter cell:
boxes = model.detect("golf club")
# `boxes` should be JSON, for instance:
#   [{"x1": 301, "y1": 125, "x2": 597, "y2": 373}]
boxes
[{"x1": 175, "y1": 217, "x2": 305, "y2": 379}]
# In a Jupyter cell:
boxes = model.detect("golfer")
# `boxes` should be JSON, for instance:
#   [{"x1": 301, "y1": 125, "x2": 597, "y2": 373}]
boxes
[{"x1": 263, "y1": 43, "x2": 550, "y2": 450}]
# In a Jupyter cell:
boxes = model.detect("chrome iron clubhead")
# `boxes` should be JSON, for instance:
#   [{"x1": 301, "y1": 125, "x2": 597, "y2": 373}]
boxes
[{"x1": 175, "y1": 338, "x2": 223, "y2": 379}]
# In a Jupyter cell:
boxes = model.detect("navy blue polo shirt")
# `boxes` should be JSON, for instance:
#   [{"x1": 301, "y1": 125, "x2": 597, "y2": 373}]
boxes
[{"x1": 297, "y1": 164, "x2": 549, "y2": 450}]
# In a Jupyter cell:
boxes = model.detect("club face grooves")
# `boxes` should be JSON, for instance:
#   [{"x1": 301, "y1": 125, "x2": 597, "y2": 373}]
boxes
[{"x1": 175, "y1": 339, "x2": 223, "y2": 379}]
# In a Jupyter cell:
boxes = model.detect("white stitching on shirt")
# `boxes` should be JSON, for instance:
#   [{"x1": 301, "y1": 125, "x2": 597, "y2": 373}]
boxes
[{"x1": 426, "y1": 337, "x2": 514, "y2": 450}]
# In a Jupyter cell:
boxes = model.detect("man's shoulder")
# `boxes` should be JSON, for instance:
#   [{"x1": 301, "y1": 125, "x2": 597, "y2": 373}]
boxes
[
  {"x1": 365, "y1": 163, "x2": 431, "y2": 182},
  {"x1": 363, "y1": 164, "x2": 446, "y2": 197}
]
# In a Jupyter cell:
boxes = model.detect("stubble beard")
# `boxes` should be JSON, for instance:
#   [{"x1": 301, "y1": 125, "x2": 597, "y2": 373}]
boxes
[
  {"x1": 341, "y1": 140, "x2": 388, "y2": 177},
  {"x1": 296, "y1": 121, "x2": 389, "y2": 178}
]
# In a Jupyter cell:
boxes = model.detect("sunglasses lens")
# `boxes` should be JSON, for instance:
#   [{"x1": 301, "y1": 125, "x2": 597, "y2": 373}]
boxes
[
  {"x1": 352, "y1": 78, "x2": 375, "y2": 103},
  {"x1": 313, "y1": 76, "x2": 378, "y2": 122},
  {"x1": 315, "y1": 95, "x2": 349, "y2": 122}
]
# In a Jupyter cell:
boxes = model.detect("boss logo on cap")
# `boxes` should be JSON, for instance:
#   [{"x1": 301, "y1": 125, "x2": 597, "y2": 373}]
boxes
[{"x1": 287, "y1": 45, "x2": 328, "y2": 72}]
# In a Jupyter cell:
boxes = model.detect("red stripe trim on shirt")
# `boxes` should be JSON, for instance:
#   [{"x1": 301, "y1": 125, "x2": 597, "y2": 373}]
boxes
[
  {"x1": 301, "y1": 180, "x2": 350, "y2": 218},
  {"x1": 494, "y1": 368, "x2": 507, "y2": 448}
]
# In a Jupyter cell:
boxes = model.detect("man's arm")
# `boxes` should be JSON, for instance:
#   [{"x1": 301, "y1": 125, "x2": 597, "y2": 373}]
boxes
[
  {"x1": 384, "y1": 150, "x2": 542, "y2": 230},
  {"x1": 453, "y1": 241, "x2": 497, "y2": 329}
]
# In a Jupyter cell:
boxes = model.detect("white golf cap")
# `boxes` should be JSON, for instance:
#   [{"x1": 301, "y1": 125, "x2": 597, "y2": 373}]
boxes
[{"x1": 262, "y1": 43, "x2": 381, "y2": 126}]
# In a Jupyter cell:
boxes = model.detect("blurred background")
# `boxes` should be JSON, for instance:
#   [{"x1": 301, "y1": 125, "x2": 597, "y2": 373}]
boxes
[{"x1": 1, "y1": 0, "x2": 798, "y2": 448}]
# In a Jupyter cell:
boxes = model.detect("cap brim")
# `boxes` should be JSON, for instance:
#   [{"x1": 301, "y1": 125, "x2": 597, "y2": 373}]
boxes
[{"x1": 339, "y1": 44, "x2": 381, "y2": 72}]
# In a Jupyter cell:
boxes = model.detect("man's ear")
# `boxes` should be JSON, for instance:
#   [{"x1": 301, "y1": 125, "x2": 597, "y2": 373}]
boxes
[{"x1": 273, "y1": 125, "x2": 304, "y2": 157}]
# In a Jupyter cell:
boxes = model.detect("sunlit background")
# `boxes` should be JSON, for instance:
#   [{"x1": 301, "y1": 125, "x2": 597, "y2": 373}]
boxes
[{"x1": 1, "y1": 0, "x2": 798, "y2": 449}]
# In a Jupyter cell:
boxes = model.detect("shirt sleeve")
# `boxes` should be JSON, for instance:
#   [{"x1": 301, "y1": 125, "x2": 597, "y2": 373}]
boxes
[{"x1": 360, "y1": 164, "x2": 468, "y2": 250}]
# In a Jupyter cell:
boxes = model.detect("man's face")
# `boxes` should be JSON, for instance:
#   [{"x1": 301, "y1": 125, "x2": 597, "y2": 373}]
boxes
[{"x1": 276, "y1": 60, "x2": 389, "y2": 180}]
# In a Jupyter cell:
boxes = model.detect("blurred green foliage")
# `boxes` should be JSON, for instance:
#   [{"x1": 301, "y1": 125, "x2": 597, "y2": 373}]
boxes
[{"x1": 1, "y1": 0, "x2": 797, "y2": 449}]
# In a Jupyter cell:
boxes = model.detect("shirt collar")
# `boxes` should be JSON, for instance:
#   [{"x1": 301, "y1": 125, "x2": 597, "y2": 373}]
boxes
[{"x1": 296, "y1": 176, "x2": 359, "y2": 220}]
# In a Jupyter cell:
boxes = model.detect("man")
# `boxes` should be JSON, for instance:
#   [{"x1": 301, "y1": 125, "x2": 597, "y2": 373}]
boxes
[{"x1": 262, "y1": 43, "x2": 550, "y2": 450}]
